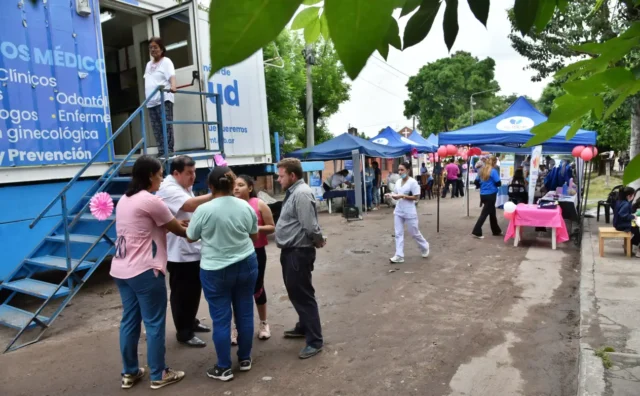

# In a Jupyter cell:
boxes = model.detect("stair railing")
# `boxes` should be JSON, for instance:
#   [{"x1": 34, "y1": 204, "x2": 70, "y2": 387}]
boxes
[{"x1": 28, "y1": 86, "x2": 223, "y2": 268}]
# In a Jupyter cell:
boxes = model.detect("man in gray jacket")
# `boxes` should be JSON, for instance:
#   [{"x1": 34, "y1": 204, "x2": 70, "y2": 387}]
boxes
[{"x1": 275, "y1": 158, "x2": 326, "y2": 359}]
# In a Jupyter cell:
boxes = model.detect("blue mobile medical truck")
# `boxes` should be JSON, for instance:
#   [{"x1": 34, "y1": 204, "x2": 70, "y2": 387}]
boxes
[{"x1": 0, "y1": 0, "x2": 322, "y2": 352}]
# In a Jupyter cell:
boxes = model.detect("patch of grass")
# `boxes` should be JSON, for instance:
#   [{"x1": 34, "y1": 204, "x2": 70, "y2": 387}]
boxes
[
  {"x1": 594, "y1": 346, "x2": 616, "y2": 369},
  {"x1": 585, "y1": 173, "x2": 623, "y2": 209}
]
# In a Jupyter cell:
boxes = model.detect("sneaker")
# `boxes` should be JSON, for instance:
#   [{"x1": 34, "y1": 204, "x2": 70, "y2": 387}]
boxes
[
  {"x1": 150, "y1": 368, "x2": 185, "y2": 390},
  {"x1": 231, "y1": 326, "x2": 238, "y2": 346},
  {"x1": 207, "y1": 365, "x2": 234, "y2": 382},
  {"x1": 389, "y1": 256, "x2": 405, "y2": 263},
  {"x1": 635, "y1": 249, "x2": 640, "y2": 258},
  {"x1": 258, "y1": 321, "x2": 271, "y2": 340},
  {"x1": 421, "y1": 248, "x2": 430, "y2": 258},
  {"x1": 284, "y1": 328, "x2": 306, "y2": 338},
  {"x1": 239, "y1": 358, "x2": 252, "y2": 372},
  {"x1": 121, "y1": 368, "x2": 145, "y2": 389},
  {"x1": 472, "y1": 234, "x2": 484, "y2": 239},
  {"x1": 299, "y1": 345, "x2": 323, "y2": 359}
]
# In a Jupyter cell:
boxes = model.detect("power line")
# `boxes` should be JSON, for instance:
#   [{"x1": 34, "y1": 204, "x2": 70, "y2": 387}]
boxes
[
  {"x1": 371, "y1": 56, "x2": 413, "y2": 78},
  {"x1": 357, "y1": 76, "x2": 407, "y2": 100}
]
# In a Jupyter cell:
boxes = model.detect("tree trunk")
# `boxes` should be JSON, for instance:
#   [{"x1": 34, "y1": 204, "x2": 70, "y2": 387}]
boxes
[{"x1": 629, "y1": 99, "x2": 640, "y2": 188}]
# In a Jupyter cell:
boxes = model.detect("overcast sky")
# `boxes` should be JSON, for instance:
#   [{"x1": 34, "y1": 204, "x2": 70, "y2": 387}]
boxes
[{"x1": 325, "y1": 0, "x2": 551, "y2": 137}]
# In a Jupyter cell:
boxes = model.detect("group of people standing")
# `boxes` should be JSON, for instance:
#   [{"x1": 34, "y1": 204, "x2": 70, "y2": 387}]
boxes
[{"x1": 109, "y1": 156, "x2": 326, "y2": 390}]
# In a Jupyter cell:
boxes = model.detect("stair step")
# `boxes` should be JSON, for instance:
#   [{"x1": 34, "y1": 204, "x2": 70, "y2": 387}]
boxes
[
  {"x1": 110, "y1": 177, "x2": 131, "y2": 182},
  {"x1": 70, "y1": 213, "x2": 115, "y2": 222},
  {"x1": 46, "y1": 234, "x2": 106, "y2": 244},
  {"x1": 0, "y1": 305, "x2": 49, "y2": 330},
  {"x1": 2, "y1": 279, "x2": 70, "y2": 299},
  {"x1": 84, "y1": 194, "x2": 123, "y2": 201},
  {"x1": 25, "y1": 255, "x2": 94, "y2": 271}
]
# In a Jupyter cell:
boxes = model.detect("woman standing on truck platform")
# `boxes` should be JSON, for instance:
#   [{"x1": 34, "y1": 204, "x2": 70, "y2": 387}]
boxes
[{"x1": 145, "y1": 37, "x2": 177, "y2": 157}]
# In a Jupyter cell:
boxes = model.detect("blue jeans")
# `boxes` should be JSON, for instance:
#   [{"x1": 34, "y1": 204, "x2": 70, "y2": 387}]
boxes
[
  {"x1": 200, "y1": 253, "x2": 258, "y2": 369},
  {"x1": 114, "y1": 269, "x2": 167, "y2": 381},
  {"x1": 365, "y1": 183, "x2": 373, "y2": 208}
]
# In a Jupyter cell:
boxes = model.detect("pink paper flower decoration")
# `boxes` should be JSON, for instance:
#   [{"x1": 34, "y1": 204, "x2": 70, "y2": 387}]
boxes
[
  {"x1": 214, "y1": 154, "x2": 227, "y2": 167},
  {"x1": 90, "y1": 192, "x2": 114, "y2": 221}
]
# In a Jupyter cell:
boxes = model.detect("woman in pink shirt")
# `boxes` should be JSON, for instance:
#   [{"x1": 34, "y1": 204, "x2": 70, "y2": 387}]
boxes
[
  {"x1": 233, "y1": 175, "x2": 276, "y2": 340},
  {"x1": 110, "y1": 155, "x2": 189, "y2": 390}
]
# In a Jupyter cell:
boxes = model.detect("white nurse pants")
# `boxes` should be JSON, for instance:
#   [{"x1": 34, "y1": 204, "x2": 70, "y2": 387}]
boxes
[{"x1": 394, "y1": 214, "x2": 429, "y2": 258}]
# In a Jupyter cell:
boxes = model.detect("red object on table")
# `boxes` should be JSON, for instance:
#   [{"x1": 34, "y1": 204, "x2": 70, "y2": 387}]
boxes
[{"x1": 504, "y1": 204, "x2": 570, "y2": 244}]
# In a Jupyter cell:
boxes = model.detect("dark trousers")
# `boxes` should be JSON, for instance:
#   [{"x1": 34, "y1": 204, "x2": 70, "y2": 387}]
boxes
[
  {"x1": 443, "y1": 179, "x2": 458, "y2": 198},
  {"x1": 472, "y1": 193, "x2": 502, "y2": 237},
  {"x1": 280, "y1": 247, "x2": 323, "y2": 349},
  {"x1": 167, "y1": 260, "x2": 202, "y2": 342},
  {"x1": 456, "y1": 179, "x2": 465, "y2": 197}
]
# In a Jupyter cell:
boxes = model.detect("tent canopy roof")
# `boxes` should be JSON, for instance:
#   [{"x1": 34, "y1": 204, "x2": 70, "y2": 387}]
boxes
[
  {"x1": 438, "y1": 97, "x2": 596, "y2": 149},
  {"x1": 286, "y1": 132, "x2": 406, "y2": 161},
  {"x1": 369, "y1": 127, "x2": 433, "y2": 152}
]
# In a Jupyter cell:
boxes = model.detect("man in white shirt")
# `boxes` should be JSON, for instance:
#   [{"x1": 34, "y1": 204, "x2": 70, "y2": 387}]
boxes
[{"x1": 157, "y1": 156, "x2": 213, "y2": 348}]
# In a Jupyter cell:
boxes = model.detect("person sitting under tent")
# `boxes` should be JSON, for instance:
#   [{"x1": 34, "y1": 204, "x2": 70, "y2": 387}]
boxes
[{"x1": 323, "y1": 169, "x2": 350, "y2": 192}]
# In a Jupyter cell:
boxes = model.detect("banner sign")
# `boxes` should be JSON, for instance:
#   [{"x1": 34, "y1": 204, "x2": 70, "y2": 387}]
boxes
[
  {"x1": 0, "y1": 1, "x2": 111, "y2": 167},
  {"x1": 528, "y1": 145, "x2": 542, "y2": 204}
]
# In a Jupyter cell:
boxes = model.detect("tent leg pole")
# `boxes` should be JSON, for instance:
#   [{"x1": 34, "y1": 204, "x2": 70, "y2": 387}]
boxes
[
  {"x1": 466, "y1": 158, "x2": 470, "y2": 217},
  {"x1": 437, "y1": 163, "x2": 441, "y2": 233},
  {"x1": 579, "y1": 161, "x2": 593, "y2": 247}
]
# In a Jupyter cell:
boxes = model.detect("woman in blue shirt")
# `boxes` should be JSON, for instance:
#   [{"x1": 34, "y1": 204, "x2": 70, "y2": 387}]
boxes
[{"x1": 472, "y1": 156, "x2": 502, "y2": 238}]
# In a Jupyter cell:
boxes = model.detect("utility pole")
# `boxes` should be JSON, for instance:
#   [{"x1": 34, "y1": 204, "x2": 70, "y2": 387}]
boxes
[
  {"x1": 302, "y1": 45, "x2": 316, "y2": 148},
  {"x1": 412, "y1": 116, "x2": 416, "y2": 130}
]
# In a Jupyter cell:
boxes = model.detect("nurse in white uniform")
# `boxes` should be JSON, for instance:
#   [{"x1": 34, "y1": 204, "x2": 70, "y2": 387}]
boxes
[{"x1": 387, "y1": 161, "x2": 430, "y2": 264}]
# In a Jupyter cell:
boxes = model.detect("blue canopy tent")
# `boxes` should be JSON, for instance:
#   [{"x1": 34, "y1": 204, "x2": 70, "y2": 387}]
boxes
[
  {"x1": 438, "y1": 97, "x2": 596, "y2": 150},
  {"x1": 287, "y1": 132, "x2": 406, "y2": 160},
  {"x1": 369, "y1": 127, "x2": 434, "y2": 153},
  {"x1": 405, "y1": 130, "x2": 438, "y2": 152}
]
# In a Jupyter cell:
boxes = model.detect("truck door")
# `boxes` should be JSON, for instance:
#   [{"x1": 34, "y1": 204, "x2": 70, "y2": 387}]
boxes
[{"x1": 151, "y1": 2, "x2": 207, "y2": 152}]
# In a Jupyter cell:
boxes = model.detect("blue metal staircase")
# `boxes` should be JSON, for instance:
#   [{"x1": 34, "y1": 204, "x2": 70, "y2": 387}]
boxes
[{"x1": 0, "y1": 87, "x2": 223, "y2": 352}]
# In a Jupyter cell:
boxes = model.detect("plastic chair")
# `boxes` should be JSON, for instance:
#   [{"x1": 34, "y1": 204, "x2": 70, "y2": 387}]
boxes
[{"x1": 597, "y1": 185, "x2": 623, "y2": 224}]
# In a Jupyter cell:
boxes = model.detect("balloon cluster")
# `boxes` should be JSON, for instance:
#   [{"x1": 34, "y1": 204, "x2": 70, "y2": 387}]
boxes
[
  {"x1": 431, "y1": 145, "x2": 482, "y2": 162},
  {"x1": 571, "y1": 145, "x2": 598, "y2": 161}
]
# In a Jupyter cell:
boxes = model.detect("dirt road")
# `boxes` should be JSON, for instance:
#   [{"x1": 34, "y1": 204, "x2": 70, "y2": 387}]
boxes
[{"x1": 0, "y1": 194, "x2": 580, "y2": 396}]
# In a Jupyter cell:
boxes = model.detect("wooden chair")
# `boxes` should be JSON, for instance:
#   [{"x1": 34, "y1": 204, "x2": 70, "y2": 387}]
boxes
[{"x1": 598, "y1": 227, "x2": 631, "y2": 257}]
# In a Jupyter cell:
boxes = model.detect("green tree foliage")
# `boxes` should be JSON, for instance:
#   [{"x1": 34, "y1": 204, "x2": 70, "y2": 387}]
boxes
[
  {"x1": 403, "y1": 51, "x2": 500, "y2": 132},
  {"x1": 207, "y1": 0, "x2": 562, "y2": 80},
  {"x1": 508, "y1": 0, "x2": 622, "y2": 82},
  {"x1": 537, "y1": 80, "x2": 630, "y2": 151},
  {"x1": 263, "y1": 30, "x2": 350, "y2": 151}
]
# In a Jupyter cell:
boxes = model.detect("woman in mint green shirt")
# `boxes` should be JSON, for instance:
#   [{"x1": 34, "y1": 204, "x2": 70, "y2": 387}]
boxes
[{"x1": 186, "y1": 166, "x2": 258, "y2": 382}]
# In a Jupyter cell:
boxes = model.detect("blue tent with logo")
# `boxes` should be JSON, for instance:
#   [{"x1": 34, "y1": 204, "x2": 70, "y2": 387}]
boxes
[
  {"x1": 438, "y1": 97, "x2": 596, "y2": 151},
  {"x1": 369, "y1": 127, "x2": 434, "y2": 153},
  {"x1": 407, "y1": 130, "x2": 438, "y2": 152},
  {"x1": 287, "y1": 132, "x2": 406, "y2": 160}
]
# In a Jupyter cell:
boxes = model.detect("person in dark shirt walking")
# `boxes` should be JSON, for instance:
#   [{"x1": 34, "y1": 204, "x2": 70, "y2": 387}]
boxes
[{"x1": 275, "y1": 158, "x2": 326, "y2": 359}]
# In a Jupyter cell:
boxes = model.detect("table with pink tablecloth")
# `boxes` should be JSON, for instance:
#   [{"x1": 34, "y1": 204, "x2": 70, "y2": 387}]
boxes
[{"x1": 504, "y1": 204, "x2": 569, "y2": 249}]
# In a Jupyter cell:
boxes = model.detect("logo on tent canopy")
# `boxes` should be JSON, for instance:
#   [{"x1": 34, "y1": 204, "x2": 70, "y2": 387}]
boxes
[
  {"x1": 496, "y1": 116, "x2": 535, "y2": 131},
  {"x1": 372, "y1": 138, "x2": 389, "y2": 145},
  {"x1": 400, "y1": 137, "x2": 419, "y2": 145}
]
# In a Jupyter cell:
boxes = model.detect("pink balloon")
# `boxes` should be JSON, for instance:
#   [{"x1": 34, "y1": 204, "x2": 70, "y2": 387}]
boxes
[
  {"x1": 504, "y1": 211, "x2": 514, "y2": 220},
  {"x1": 437, "y1": 146, "x2": 448, "y2": 158},
  {"x1": 446, "y1": 145, "x2": 457, "y2": 156},
  {"x1": 592, "y1": 146, "x2": 598, "y2": 156},
  {"x1": 571, "y1": 145, "x2": 585, "y2": 158},
  {"x1": 580, "y1": 147, "x2": 594, "y2": 161}
]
